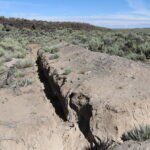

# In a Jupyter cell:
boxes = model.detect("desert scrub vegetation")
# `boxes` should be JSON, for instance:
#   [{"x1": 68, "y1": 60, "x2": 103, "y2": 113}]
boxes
[
  {"x1": 49, "y1": 54, "x2": 59, "y2": 60},
  {"x1": 42, "y1": 45, "x2": 59, "y2": 54},
  {"x1": 0, "y1": 37, "x2": 24, "y2": 52},
  {"x1": 15, "y1": 59, "x2": 34, "y2": 69},
  {"x1": 14, "y1": 70, "x2": 25, "y2": 78},
  {"x1": 0, "y1": 57, "x2": 6, "y2": 65},
  {"x1": 0, "y1": 53, "x2": 13, "y2": 63},
  {"x1": 0, "y1": 36, "x2": 27, "y2": 65},
  {"x1": 63, "y1": 67, "x2": 72, "y2": 75},
  {"x1": 0, "y1": 47, "x2": 5, "y2": 57},
  {"x1": 0, "y1": 65, "x2": 7, "y2": 73},
  {"x1": 15, "y1": 78, "x2": 32, "y2": 87},
  {"x1": 52, "y1": 29, "x2": 150, "y2": 61},
  {"x1": 1, "y1": 19, "x2": 150, "y2": 62},
  {"x1": 4, "y1": 53, "x2": 13, "y2": 62},
  {"x1": 13, "y1": 51, "x2": 26, "y2": 59},
  {"x1": 122, "y1": 125, "x2": 150, "y2": 142}
]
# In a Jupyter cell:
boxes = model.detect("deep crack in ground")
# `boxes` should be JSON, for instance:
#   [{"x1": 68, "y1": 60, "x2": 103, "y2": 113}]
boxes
[{"x1": 36, "y1": 58, "x2": 67, "y2": 121}]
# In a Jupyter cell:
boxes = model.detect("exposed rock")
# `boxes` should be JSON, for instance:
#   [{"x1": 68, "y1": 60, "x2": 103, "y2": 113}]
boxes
[{"x1": 38, "y1": 43, "x2": 150, "y2": 144}]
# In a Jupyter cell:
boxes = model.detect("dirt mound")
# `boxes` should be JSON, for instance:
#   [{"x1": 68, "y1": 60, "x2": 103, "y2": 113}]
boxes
[{"x1": 38, "y1": 43, "x2": 150, "y2": 145}]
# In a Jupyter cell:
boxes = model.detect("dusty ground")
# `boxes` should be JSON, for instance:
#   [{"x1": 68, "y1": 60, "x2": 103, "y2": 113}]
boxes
[
  {"x1": 1, "y1": 42, "x2": 150, "y2": 150},
  {"x1": 110, "y1": 140, "x2": 150, "y2": 150},
  {"x1": 0, "y1": 44, "x2": 88, "y2": 150},
  {"x1": 39, "y1": 43, "x2": 150, "y2": 147}
]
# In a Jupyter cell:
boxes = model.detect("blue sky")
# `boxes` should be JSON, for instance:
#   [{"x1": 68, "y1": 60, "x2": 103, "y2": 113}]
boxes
[{"x1": 0, "y1": 0, "x2": 150, "y2": 28}]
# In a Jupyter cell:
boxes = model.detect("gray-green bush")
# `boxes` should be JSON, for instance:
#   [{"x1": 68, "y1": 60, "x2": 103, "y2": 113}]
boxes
[
  {"x1": 63, "y1": 67, "x2": 72, "y2": 75},
  {"x1": 0, "y1": 65, "x2": 6, "y2": 73},
  {"x1": 122, "y1": 125, "x2": 150, "y2": 142},
  {"x1": 15, "y1": 59, "x2": 34, "y2": 69},
  {"x1": 1, "y1": 21, "x2": 150, "y2": 61},
  {"x1": 14, "y1": 71, "x2": 25, "y2": 78},
  {"x1": 15, "y1": 78, "x2": 32, "y2": 87},
  {"x1": 49, "y1": 54, "x2": 59, "y2": 60}
]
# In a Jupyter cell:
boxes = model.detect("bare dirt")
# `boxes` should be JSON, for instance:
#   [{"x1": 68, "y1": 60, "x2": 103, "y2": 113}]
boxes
[
  {"x1": 38, "y1": 43, "x2": 150, "y2": 148},
  {"x1": 0, "y1": 44, "x2": 88, "y2": 150},
  {"x1": 1, "y1": 42, "x2": 150, "y2": 150},
  {"x1": 110, "y1": 140, "x2": 150, "y2": 150}
]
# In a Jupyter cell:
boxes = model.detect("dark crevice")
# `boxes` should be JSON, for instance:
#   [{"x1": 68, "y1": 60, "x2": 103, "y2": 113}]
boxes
[
  {"x1": 36, "y1": 55, "x2": 100, "y2": 147},
  {"x1": 36, "y1": 58, "x2": 67, "y2": 121},
  {"x1": 78, "y1": 104, "x2": 95, "y2": 144},
  {"x1": 69, "y1": 93, "x2": 96, "y2": 145},
  {"x1": 79, "y1": 107, "x2": 113, "y2": 149}
]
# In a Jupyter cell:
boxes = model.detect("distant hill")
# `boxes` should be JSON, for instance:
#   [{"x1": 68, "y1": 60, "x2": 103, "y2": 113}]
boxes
[
  {"x1": 114, "y1": 28, "x2": 150, "y2": 32},
  {"x1": 0, "y1": 16, "x2": 109, "y2": 31}
]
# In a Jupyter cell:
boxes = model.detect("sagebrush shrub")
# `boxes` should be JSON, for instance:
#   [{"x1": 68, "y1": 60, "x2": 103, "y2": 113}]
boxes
[
  {"x1": 49, "y1": 54, "x2": 59, "y2": 60},
  {"x1": 4, "y1": 53, "x2": 13, "y2": 62},
  {"x1": 15, "y1": 78, "x2": 32, "y2": 87},
  {"x1": 14, "y1": 51, "x2": 26, "y2": 58},
  {"x1": 63, "y1": 67, "x2": 72, "y2": 75},
  {"x1": 1, "y1": 19, "x2": 150, "y2": 62},
  {"x1": 15, "y1": 59, "x2": 34, "y2": 69},
  {"x1": 0, "y1": 47, "x2": 5, "y2": 57},
  {"x1": 42, "y1": 45, "x2": 59, "y2": 53},
  {"x1": 122, "y1": 125, "x2": 150, "y2": 142},
  {"x1": 0, "y1": 37, "x2": 23, "y2": 51},
  {"x1": 0, "y1": 65, "x2": 6, "y2": 73},
  {"x1": 0, "y1": 57, "x2": 5, "y2": 65},
  {"x1": 126, "y1": 52, "x2": 146, "y2": 61},
  {"x1": 14, "y1": 71, "x2": 25, "y2": 78}
]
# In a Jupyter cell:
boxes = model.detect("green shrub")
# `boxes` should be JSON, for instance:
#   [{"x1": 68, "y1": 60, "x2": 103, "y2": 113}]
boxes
[
  {"x1": 0, "y1": 65, "x2": 6, "y2": 73},
  {"x1": 42, "y1": 45, "x2": 59, "y2": 54},
  {"x1": 0, "y1": 57, "x2": 5, "y2": 65},
  {"x1": 0, "y1": 37, "x2": 23, "y2": 52},
  {"x1": 63, "y1": 67, "x2": 72, "y2": 75},
  {"x1": 49, "y1": 54, "x2": 59, "y2": 60},
  {"x1": 13, "y1": 51, "x2": 26, "y2": 58},
  {"x1": 0, "y1": 47, "x2": 5, "y2": 57},
  {"x1": 15, "y1": 59, "x2": 34, "y2": 69},
  {"x1": 4, "y1": 53, "x2": 13, "y2": 62},
  {"x1": 71, "y1": 39, "x2": 80, "y2": 45},
  {"x1": 1, "y1": 20, "x2": 150, "y2": 63},
  {"x1": 122, "y1": 125, "x2": 150, "y2": 142},
  {"x1": 126, "y1": 53, "x2": 146, "y2": 61},
  {"x1": 18, "y1": 38, "x2": 29, "y2": 47},
  {"x1": 14, "y1": 71, "x2": 25, "y2": 78},
  {"x1": 139, "y1": 42, "x2": 150, "y2": 59},
  {"x1": 15, "y1": 78, "x2": 32, "y2": 87},
  {"x1": 88, "y1": 38, "x2": 103, "y2": 51}
]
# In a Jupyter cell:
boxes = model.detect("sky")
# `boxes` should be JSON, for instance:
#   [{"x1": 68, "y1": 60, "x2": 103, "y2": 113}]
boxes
[{"x1": 0, "y1": 0, "x2": 150, "y2": 28}]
